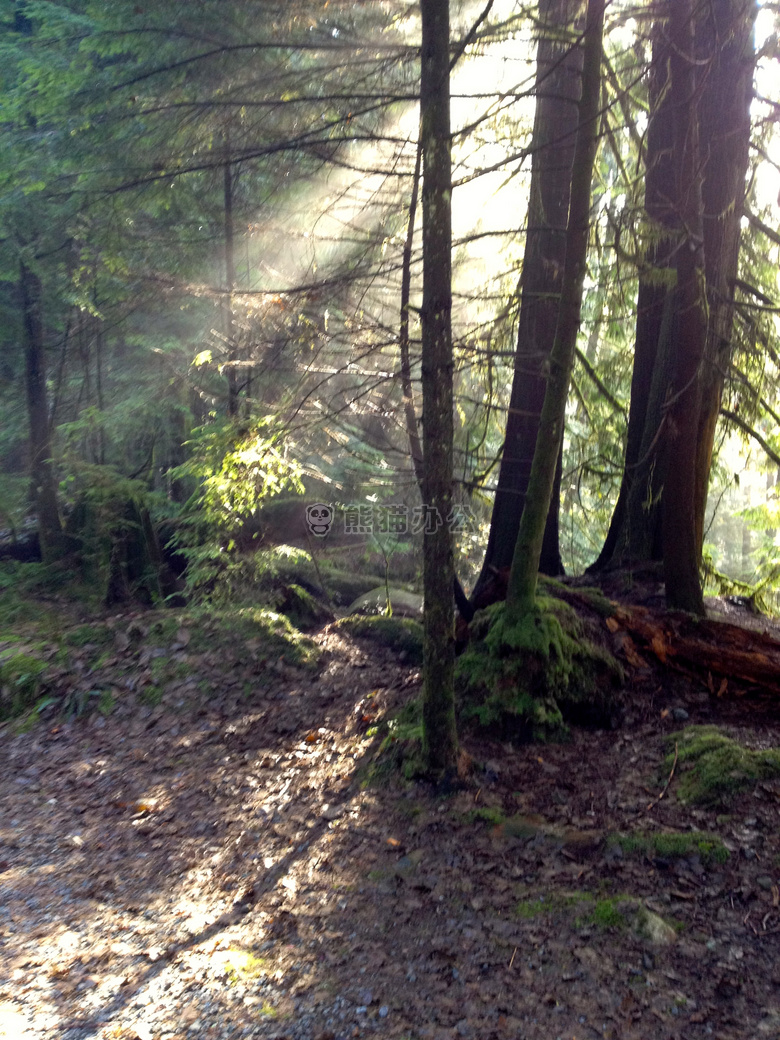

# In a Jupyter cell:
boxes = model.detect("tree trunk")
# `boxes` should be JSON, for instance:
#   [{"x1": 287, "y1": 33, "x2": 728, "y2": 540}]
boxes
[
  {"x1": 224, "y1": 138, "x2": 239, "y2": 418},
  {"x1": 505, "y1": 0, "x2": 604, "y2": 621},
  {"x1": 400, "y1": 131, "x2": 425, "y2": 490},
  {"x1": 693, "y1": 0, "x2": 755, "y2": 551},
  {"x1": 593, "y1": 0, "x2": 755, "y2": 578},
  {"x1": 591, "y1": 20, "x2": 675, "y2": 570},
  {"x1": 662, "y1": 0, "x2": 707, "y2": 615},
  {"x1": 20, "y1": 262, "x2": 64, "y2": 563},
  {"x1": 473, "y1": 0, "x2": 584, "y2": 600},
  {"x1": 420, "y1": 0, "x2": 458, "y2": 777}
]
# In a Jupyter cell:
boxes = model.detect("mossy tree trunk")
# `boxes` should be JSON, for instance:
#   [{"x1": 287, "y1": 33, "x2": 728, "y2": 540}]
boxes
[
  {"x1": 20, "y1": 261, "x2": 65, "y2": 563},
  {"x1": 420, "y1": 0, "x2": 458, "y2": 777},
  {"x1": 504, "y1": 0, "x2": 604, "y2": 624}
]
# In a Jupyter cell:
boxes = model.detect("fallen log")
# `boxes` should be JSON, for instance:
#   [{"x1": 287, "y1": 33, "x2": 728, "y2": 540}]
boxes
[{"x1": 607, "y1": 602, "x2": 780, "y2": 697}]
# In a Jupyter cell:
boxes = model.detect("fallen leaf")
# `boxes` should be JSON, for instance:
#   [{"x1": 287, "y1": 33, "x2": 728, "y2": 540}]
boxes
[{"x1": 605, "y1": 616, "x2": 620, "y2": 633}]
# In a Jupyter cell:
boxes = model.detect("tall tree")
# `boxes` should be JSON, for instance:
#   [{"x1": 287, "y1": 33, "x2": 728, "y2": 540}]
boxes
[
  {"x1": 592, "y1": 0, "x2": 755, "y2": 596},
  {"x1": 420, "y1": 0, "x2": 458, "y2": 777},
  {"x1": 471, "y1": 0, "x2": 584, "y2": 603},
  {"x1": 505, "y1": 0, "x2": 604, "y2": 620},
  {"x1": 19, "y1": 261, "x2": 65, "y2": 561}
]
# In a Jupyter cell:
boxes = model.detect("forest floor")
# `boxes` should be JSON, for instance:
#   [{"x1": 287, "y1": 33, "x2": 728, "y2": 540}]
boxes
[{"x1": 2, "y1": 584, "x2": 780, "y2": 1040}]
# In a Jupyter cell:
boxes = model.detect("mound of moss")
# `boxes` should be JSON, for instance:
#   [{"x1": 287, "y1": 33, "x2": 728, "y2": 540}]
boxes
[
  {"x1": 203, "y1": 607, "x2": 321, "y2": 670},
  {"x1": 276, "y1": 584, "x2": 334, "y2": 631},
  {"x1": 609, "y1": 829, "x2": 729, "y2": 865},
  {"x1": 336, "y1": 615, "x2": 423, "y2": 664},
  {"x1": 456, "y1": 597, "x2": 622, "y2": 741},
  {"x1": 668, "y1": 725, "x2": 780, "y2": 807}
]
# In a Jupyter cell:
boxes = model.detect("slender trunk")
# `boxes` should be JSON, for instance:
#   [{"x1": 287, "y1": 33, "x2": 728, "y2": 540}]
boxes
[
  {"x1": 224, "y1": 139, "x2": 239, "y2": 418},
  {"x1": 473, "y1": 0, "x2": 584, "y2": 599},
  {"x1": 20, "y1": 262, "x2": 64, "y2": 562},
  {"x1": 400, "y1": 131, "x2": 425, "y2": 490},
  {"x1": 505, "y1": 0, "x2": 604, "y2": 621},
  {"x1": 662, "y1": 0, "x2": 706, "y2": 614},
  {"x1": 420, "y1": 0, "x2": 458, "y2": 777}
]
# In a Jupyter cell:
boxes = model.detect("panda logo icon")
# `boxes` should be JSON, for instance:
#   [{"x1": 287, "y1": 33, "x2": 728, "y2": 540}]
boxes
[{"x1": 305, "y1": 503, "x2": 334, "y2": 537}]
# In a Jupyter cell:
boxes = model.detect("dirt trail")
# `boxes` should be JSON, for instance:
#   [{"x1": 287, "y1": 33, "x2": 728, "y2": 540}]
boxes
[{"x1": 1, "y1": 616, "x2": 780, "y2": 1040}]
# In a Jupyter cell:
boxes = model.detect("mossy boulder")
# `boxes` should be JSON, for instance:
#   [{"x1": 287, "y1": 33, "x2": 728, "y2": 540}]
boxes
[
  {"x1": 455, "y1": 596, "x2": 622, "y2": 740},
  {"x1": 668, "y1": 725, "x2": 780, "y2": 807},
  {"x1": 336, "y1": 615, "x2": 423, "y2": 664}
]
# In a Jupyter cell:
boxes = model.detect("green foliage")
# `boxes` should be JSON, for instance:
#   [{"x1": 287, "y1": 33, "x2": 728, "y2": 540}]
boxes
[
  {"x1": 174, "y1": 419, "x2": 304, "y2": 541},
  {"x1": 455, "y1": 597, "x2": 622, "y2": 739},
  {"x1": 668, "y1": 725, "x2": 780, "y2": 807}
]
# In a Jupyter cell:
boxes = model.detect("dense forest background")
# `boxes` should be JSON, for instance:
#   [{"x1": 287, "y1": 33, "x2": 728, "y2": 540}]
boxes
[{"x1": 1, "y1": 0, "x2": 780, "y2": 608}]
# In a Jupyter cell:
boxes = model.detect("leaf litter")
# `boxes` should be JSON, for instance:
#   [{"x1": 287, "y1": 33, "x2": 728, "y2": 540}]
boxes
[{"x1": 1, "y1": 607, "x2": 780, "y2": 1040}]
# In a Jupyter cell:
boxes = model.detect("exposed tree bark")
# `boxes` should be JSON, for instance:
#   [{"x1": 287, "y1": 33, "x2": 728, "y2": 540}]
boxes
[
  {"x1": 505, "y1": 0, "x2": 604, "y2": 621},
  {"x1": 693, "y1": 0, "x2": 755, "y2": 551},
  {"x1": 593, "y1": 0, "x2": 755, "y2": 582},
  {"x1": 420, "y1": 0, "x2": 458, "y2": 776},
  {"x1": 19, "y1": 261, "x2": 64, "y2": 563},
  {"x1": 592, "y1": 20, "x2": 675, "y2": 570},
  {"x1": 399, "y1": 131, "x2": 425, "y2": 490},
  {"x1": 662, "y1": 0, "x2": 707, "y2": 615},
  {"x1": 472, "y1": 0, "x2": 584, "y2": 603}
]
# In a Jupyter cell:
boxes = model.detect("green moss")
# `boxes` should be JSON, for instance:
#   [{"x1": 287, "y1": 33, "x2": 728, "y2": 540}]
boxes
[
  {"x1": 0, "y1": 647, "x2": 49, "y2": 719},
  {"x1": 276, "y1": 583, "x2": 332, "y2": 631},
  {"x1": 63, "y1": 624, "x2": 114, "y2": 649},
  {"x1": 668, "y1": 725, "x2": 780, "y2": 807},
  {"x1": 610, "y1": 829, "x2": 729, "y2": 865},
  {"x1": 515, "y1": 890, "x2": 594, "y2": 920},
  {"x1": 455, "y1": 599, "x2": 621, "y2": 741},
  {"x1": 583, "y1": 897, "x2": 630, "y2": 932},
  {"x1": 336, "y1": 615, "x2": 423, "y2": 664},
  {"x1": 360, "y1": 697, "x2": 425, "y2": 785},
  {"x1": 194, "y1": 607, "x2": 321, "y2": 669}
]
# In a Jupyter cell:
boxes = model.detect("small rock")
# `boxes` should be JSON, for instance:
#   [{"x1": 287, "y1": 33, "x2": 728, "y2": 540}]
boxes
[
  {"x1": 378, "y1": 1006, "x2": 389, "y2": 1018},
  {"x1": 672, "y1": 707, "x2": 689, "y2": 722}
]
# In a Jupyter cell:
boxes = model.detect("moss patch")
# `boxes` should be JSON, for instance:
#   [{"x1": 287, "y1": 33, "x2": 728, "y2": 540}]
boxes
[
  {"x1": 0, "y1": 646, "x2": 49, "y2": 719},
  {"x1": 336, "y1": 615, "x2": 423, "y2": 664},
  {"x1": 668, "y1": 725, "x2": 780, "y2": 807},
  {"x1": 515, "y1": 890, "x2": 594, "y2": 921},
  {"x1": 276, "y1": 584, "x2": 333, "y2": 632},
  {"x1": 456, "y1": 597, "x2": 622, "y2": 741},
  {"x1": 610, "y1": 829, "x2": 729, "y2": 865}
]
